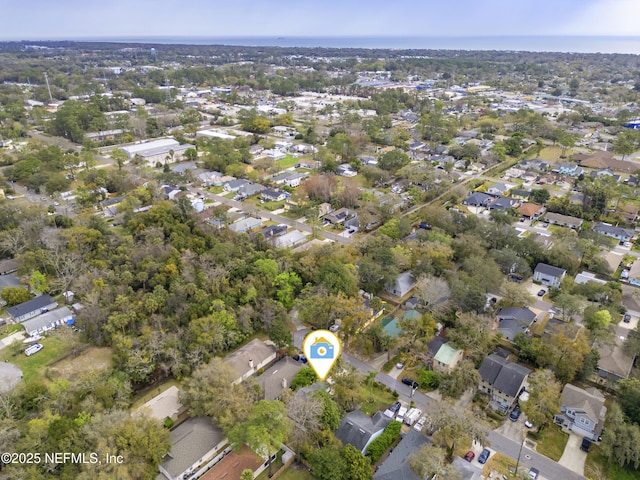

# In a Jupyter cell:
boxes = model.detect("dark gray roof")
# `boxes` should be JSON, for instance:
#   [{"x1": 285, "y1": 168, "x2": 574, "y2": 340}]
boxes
[
  {"x1": 593, "y1": 222, "x2": 635, "y2": 238},
  {"x1": 496, "y1": 307, "x2": 536, "y2": 323},
  {"x1": 511, "y1": 189, "x2": 531, "y2": 198},
  {"x1": 479, "y1": 354, "x2": 531, "y2": 397},
  {"x1": 498, "y1": 319, "x2": 529, "y2": 340},
  {"x1": 335, "y1": 410, "x2": 391, "y2": 452},
  {"x1": 0, "y1": 258, "x2": 18, "y2": 274},
  {"x1": 373, "y1": 429, "x2": 430, "y2": 480},
  {"x1": 534, "y1": 263, "x2": 567, "y2": 278},
  {"x1": 0, "y1": 274, "x2": 21, "y2": 291},
  {"x1": 427, "y1": 336, "x2": 447, "y2": 358},
  {"x1": 7, "y1": 294, "x2": 56, "y2": 319},
  {"x1": 462, "y1": 192, "x2": 492, "y2": 206},
  {"x1": 452, "y1": 456, "x2": 483, "y2": 480},
  {"x1": 489, "y1": 197, "x2": 517, "y2": 209},
  {"x1": 160, "y1": 417, "x2": 224, "y2": 478}
]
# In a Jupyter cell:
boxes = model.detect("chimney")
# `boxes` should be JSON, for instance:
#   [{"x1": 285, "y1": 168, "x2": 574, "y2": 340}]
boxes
[{"x1": 249, "y1": 359, "x2": 254, "y2": 369}]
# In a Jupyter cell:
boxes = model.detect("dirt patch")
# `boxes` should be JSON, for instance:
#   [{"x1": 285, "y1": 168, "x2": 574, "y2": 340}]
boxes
[{"x1": 47, "y1": 347, "x2": 112, "y2": 380}]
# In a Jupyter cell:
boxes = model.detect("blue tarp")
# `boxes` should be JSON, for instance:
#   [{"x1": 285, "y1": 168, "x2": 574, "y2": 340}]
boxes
[{"x1": 66, "y1": 317, "x2": 75, "y2": 325}]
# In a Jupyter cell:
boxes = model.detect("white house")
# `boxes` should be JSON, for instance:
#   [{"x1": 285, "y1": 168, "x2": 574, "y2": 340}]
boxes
[{"x1": 533, "y1": 263, "x2": 566, "y2": 288}]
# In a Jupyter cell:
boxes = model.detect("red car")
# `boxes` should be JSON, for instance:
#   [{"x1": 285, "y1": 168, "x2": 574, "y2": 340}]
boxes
[{"x1": 464, "y1": 451, "x2": 475, "y2": 462}]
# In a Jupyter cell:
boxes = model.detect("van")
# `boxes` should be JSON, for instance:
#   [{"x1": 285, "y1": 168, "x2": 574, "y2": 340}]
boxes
[{"x1": 25, "y1": 343, "x2": 44, "y2": 356}]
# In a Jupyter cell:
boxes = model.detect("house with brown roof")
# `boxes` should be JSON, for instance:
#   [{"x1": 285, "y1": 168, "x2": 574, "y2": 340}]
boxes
[
  {"x1": 544, "y1": 212, "x2": 583, "y2": 230},
  {"x1": 573, "y1": 151, "x2": 640, "y2": 174},
  {"x1": 517, "y1": 202, "x2": 545, "y2": 219}
]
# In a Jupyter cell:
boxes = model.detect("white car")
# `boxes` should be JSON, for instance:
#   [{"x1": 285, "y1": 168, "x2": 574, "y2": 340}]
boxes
[
  {"x1": 525, "y1": 420, "x2": 533, "y2": 428},
  {"x1": 329, "y1": 323, "x2": 340, "y2": 332},
  {"x1": 413, "y1": 416, "x2": 428, "y2": 432},
  {"x1": 25, "y1": 343, "x2": 44, "y2": 356}
]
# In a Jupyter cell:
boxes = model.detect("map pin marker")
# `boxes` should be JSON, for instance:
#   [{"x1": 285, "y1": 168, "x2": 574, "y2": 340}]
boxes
[{"x1": 302, "y1": 330, "x2": 342, "y2": 381}]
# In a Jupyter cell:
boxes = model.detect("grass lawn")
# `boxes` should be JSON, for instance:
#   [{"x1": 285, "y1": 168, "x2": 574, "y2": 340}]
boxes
[
  {"x1": 483, "y1": 452, "x2": 517, "y2": 478},
  {"x1": 537, "y1": 146, "x2": 578, "y2": 163},
  {"x1": 276, "y1": 155, "x2": 301, "y2": 170},
  {"x1": 586, "y1": 444, "x2": 640, "y2": 480},
  {"x1": 358, "y1": 383, "x2": 398, "y2": 416},
  {"x1": 530, "y1": 425, "x2": 568, "y2": 462},
  {"x1": 279, "y1": 467, "x2": 316, "y2": 480},
  {"x1": 256, "y1": 451, "x2": 284, "y2": 480},
  {"x1": 0, "y1": 334, "x2": 75, "y2": 383}
]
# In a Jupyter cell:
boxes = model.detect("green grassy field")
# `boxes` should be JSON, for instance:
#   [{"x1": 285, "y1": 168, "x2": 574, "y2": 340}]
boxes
[
  {"x1": 279, "y1": 468, "x2": 316, "y2": 480},
  {"x1": 0, "y1": 334, "x2": 74, "y2": 383},
  {"x1": 276, "y1": 155, "x2": 301, "y2": 170},
  {"x1": 358, "y1": 383, "x2": 398, "y2": 416},
  {"x1": 586, "y1": 444, "x2": 640, "y2": 480},
  {"x1": 537, "y1": 146, "x2": 578, "y2": 163},
  {"x1": 531, "y1": 425, "x2": 568, "y2": 462}
]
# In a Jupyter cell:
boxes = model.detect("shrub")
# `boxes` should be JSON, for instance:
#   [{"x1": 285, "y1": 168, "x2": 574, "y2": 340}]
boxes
[
  {"x1": 366, "y1": 421, "x2": 402, "y2": 463},
  {"x1": 163, "y1": 417, "x2": 174, "y2": 429},
  {"x1": 417, "y1": 368, "x2": 440, "y2": 390}
]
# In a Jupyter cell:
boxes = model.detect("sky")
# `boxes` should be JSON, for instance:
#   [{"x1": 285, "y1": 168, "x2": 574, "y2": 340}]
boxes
[{"x1": 2, "y1": 0, "x2": 640, "y2": 40}]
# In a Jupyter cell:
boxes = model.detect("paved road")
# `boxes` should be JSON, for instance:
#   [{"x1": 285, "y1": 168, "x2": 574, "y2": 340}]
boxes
[
  {"x1": 293, "y1": 328, "x2": 585, "y2": 480},
  {"x1": 190, "y1": 188, "x2": 355, "y2": 245}
]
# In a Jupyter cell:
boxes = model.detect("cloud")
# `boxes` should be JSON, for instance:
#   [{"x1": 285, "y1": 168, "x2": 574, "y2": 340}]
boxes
[{"x1": 562, "y1": 0, "x2": 640, "y2": 35}]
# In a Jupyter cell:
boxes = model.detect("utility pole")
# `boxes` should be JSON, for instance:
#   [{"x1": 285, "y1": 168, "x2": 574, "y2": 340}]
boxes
[
  {"x1": 43, "y1": 72, "x2": 53, "y2": 103},
  {"x1": 514, "y1": 435, "x2": 525, "y2": 477}
]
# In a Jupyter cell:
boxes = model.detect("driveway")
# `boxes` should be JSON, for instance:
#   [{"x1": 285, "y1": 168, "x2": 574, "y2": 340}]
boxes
[
  {"x1": 496, "y1": 417, "x2": 527, "y2": 443},
  {"x1": 558, "y1": 432, "x2": 587, "y2": 475}
]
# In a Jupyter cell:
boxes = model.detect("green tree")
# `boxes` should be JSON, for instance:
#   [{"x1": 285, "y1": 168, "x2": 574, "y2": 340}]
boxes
[
  {"x1": 432, "y1": 409, "x2": 487, "y2": 460},
  {"x1": 378, "y1": 149, "x2": 410, "y2": 172},
  {"x1": 519, "y1": 369, "x2": 561, "y2": 429},
  {"x1": 309, "y1": 446, "x2": 347, "y2": 480},
  {"x1": 409, "y1": 445, "x2": 461, "y2": 480},
  {"x1": 313, "y1": 390, "x2": 341, "y2": 431},
  {"x1": 228, "y1": 401, "x2": 292, "y2": 477},
  {"x1": 617, "y1": 379, "x2": 640, "y2": 425},
  {"x1": 584, "y1": 309, "x2": 611, "y2": 336},
  {"x1": 272, "y1": 271, "x2": 302, "y2": 309},
  {"x1": 1, "y1": 286, "x2": 31, "y2": 307},
  {"x1": 29, "y1": 270, "x2": 49, "y2": 295},
  {"x1": 529, "y1": 189, "x2": 550, "y2": 204},
  {"x1": 268, "y1": 318, "x2": 292, "y2": 349},
  {"x1": 439, "y1": 361, "x2": 480, "y2": 399},
  {"x1": 241, "y1": 469, "x2": 254, "y2": 480},
  {"x1": 110, "y1": 148, "x2": 128, "y2": 171},
  {"x1": 291, "y1": 366, "x2": 318, "y2": 390},
  {"x1": 601, "y1": 402, "x2": 640, "y2": 468},
  {"x1": 342, "y1": 444, "x2": 372, "y2": 480}
]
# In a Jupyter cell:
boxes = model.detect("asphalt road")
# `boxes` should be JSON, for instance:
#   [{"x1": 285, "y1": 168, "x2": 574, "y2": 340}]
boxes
[{"x1": 293, "y1": 328, "x2": 585, "y2": 480}]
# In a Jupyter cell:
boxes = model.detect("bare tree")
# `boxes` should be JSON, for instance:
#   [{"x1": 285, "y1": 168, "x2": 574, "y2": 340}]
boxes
[
  {"x1": 415, "y1": 275, "x2": 451, "y2": 314},
  {"x1": 285, "y1": 390, "x2": 322, "y2": 460}
]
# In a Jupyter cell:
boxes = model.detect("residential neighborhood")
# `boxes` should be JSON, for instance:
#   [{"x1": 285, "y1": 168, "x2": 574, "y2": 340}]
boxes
[{"x1": 1, "y1": 32, "x2": 640, "y2": 480}]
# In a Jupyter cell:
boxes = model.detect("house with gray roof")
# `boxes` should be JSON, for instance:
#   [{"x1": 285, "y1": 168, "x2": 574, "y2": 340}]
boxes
[
  {"x1": 223, "y1": 338, "x2": 276, "y2": 384},
  {"x1": 224, "y1": 179, "x2": 251, "y2": 192},
  {"x1": 335, "y1": 410, "x2": 392, "y2": 454},
  {"x1": 373, "y1": 429, "x2": 430, "y2": 480},
  {"x1": 273, "y1": 230, "x2": 308, "y2": 249},
  {"x1": 157, "y1": 417, "x2": 226, "y2": 480},
  {"x1": 7, "y1": 294, "x2": 57, "y2": 323},
  {"x1": 496, "y1": 307, "x2": 537, "y2": 341},
  {"x1": 478, "y1": 354, "x2": 531, "y2": 412},
  {"x1": 462, "y1": 192, "x2": 492, "y2": 207},
  {"x1": 0, "y1": 274, "x2": 21, "y2": 297},
  {"x1": 487, "y1": 183, "x2": 515, "y2": 196},
  {"x1": 554, "y1": 384, "x2": 606, "y2": 441},
  {"x1": 533, "y1": 263, "x2": 567, "y2": 288},
  {"x1": 238, "y1": 182, "x2": 266, "y2": 197},
  {"x1": 593, "y1": 222, "x2": 635, "y2": 241},
  {"x1": 385, "y1": 271, "x2": 416, "y2": 299},
  {"x1": 21, "y1": 307, "x2": 74, "y2": 337},
  {"x1": 229, "y1": 217, "x2": 263, "y2": 234},
  {"x1": 488, "y1": 197, "x2": 518, "y2": 210},
  {"x1": 544, "y1": 212, "x2": 583, "y2": 230},
  {"x1": 0, "y1": 259, "x2": 18, "y2": 275},
  {"x1": 451, "y1": 456, "x2": 483, "y2": 480}
]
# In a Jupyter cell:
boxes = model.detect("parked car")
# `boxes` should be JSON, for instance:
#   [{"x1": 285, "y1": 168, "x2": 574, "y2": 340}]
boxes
[
  {"x1": 25, "y1": 343, "x2": 44, "y2": 357},
  {"x1": 329, "y1": 323, "x2": 340, "y2": 332},
  {"x1": 292, "y1": 354, "x2": 300, "y2": 362},
  {"x1": 299, "y1": 355, "x2": 308, "y2": 364},
  {"x1": 396, "y1": 362, "x2": 405, "y2": 370},
  {"x1": 624, "y1": 314, "x2": 631, "y2": 323},
  {"x1": 464, "y1": 451, "x2": 475, "y2": 462},
  {"x1": 524, "y1": 420, "x2": 533, "y2": 428},
  {"x1": 528, "y1": 467, "x2": 539, "y2": 479},
  {"x1": 413, "y1": 416, "x2": 427, "y2": 432},
  {"x1": 509, "y1": 407, "x2": 521, "y2": 422},
  {"x1": 580, "y1": 438, "x2": 592, "y2": 452},
  {"x1": 478, "y1": 449, "x2": 491, "y2": 464},
  {"x1": 401, "y1": 378, "x2": 419, "y2": 388},
  {"x1": 537, "y1": 289, "x2": 546, "y2": 297},
  {"x1": 389, "y1": 401, "x2": 401, "y2": 414}
]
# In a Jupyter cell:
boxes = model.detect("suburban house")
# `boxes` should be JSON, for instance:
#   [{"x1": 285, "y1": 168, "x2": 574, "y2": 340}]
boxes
[
  {"x1": 224, "y1": 179, "x2": 251, "y2": 193},
  {"x1": 295, "y1": 159, "x2": 321, "y2": 169},
  {"x1": 157, "y1": 417, "x2": 226, "y2": 480},
  {"x1": 554, "y1": 384, "x2": 606, "y2": 441},
  {"x1": 478, "y1": 354, "x2": 531, "y2": 413},
  {"x1": 593, "y1": 222, "x2": 635, "y2": 242},
  {"x1": 556, "y1": 163, "x2": 581, "y2": 176},
  {"x1": 273, "y1": 230, "x2": 308, "y2": 249},
  {"x1": 432, "y1": 343, "x2": 465, "y2": 374},
  {"x1": 170, "y1": 161, "x2": 197, "y2": 175},
  {"x1": 258, "y1": 225, "x2": 288, "y2": 238},
  {"x1": 533, "y1": 263, "x2": 567, "y2": 288},
  {"x1": 335, "y1": 410, "x2": 392, "y2": 454},
  {"x1": 488, "y1": 197, "x2": 518, "y2": 210},
  {"x1": 260, "y1": 357, "x2": 303, "y2": 401},
  {"x1": 593, "y1": 324, "x2": 636, "y2": 384},
  {"x1": 544, "y1": 212, "x2": 584, "y2": 230},
  {"x1": 229, "y1": 217, "x2": 263, "y2": 234},
  {"x1": 238, "y1": 183, "x2": 266, "y2": 198},
  {"x1": 137, "y1": 385, "x2": 187, "y2": 423},
  {"x1": 574, "y1": 150, "x2": 640, "y2": 174},
  {"x1": 0, "y1": 258, "x2": 18, "y2": 275},
  {"x1": 323, "y1": 208, "x2": 355, "y2": 225},
  {"x1": 462, "y1": 192, "x2": 492, "y2": 207},
  {"x1": 7, "y1": 294, "x2": 57, "y2": 323},
  {"x1": 517, "y1": 202, "x2": 545, "y2": 219},
  {"x1": 223, "y1": 338, "x2": 277, "y2": 384},
  {"x1": 496, "y1": 307, "x2": 537, "y2": 341},
  {"x1": 261, "y1": 190, "x2": 288, "y2": 202},
  {"x1": 487, "y1": 183, "x2": 515, "y2": 196},
  {"x1": 282, "y1": 172, "x2": 308, "y2": 188},
  {"x1": 21, "y1": 307, "x2": 74, "y2": 337},
  {"x1": 574, "y1": 271, "x2": 607, "y2": 286},
  {"x1": 510, "y1": 188, "x2": 531, "y2": 200},
  {"x1": 263, "y1": 148, "x2": 286, "y2": 160},
  {"x1": 373, "y1": 429, "x2": 430, "y2": 480},
  {"x1": 385, "y1": 271, "x2": 416, "y2": 299},
  {"x1": 197, "y1": 171, "x2": 222, "y2": 187}
]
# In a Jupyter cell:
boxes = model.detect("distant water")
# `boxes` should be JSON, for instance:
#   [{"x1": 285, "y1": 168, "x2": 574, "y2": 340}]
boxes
[{"x1": 74, "y1": 35, "x2": 640, "y2": 54}]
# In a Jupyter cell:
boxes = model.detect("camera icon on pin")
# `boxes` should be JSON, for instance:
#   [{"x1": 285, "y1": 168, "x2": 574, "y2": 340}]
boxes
[{"x1": 309, "y1": 338, "x2": 335, "y2": 359}]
